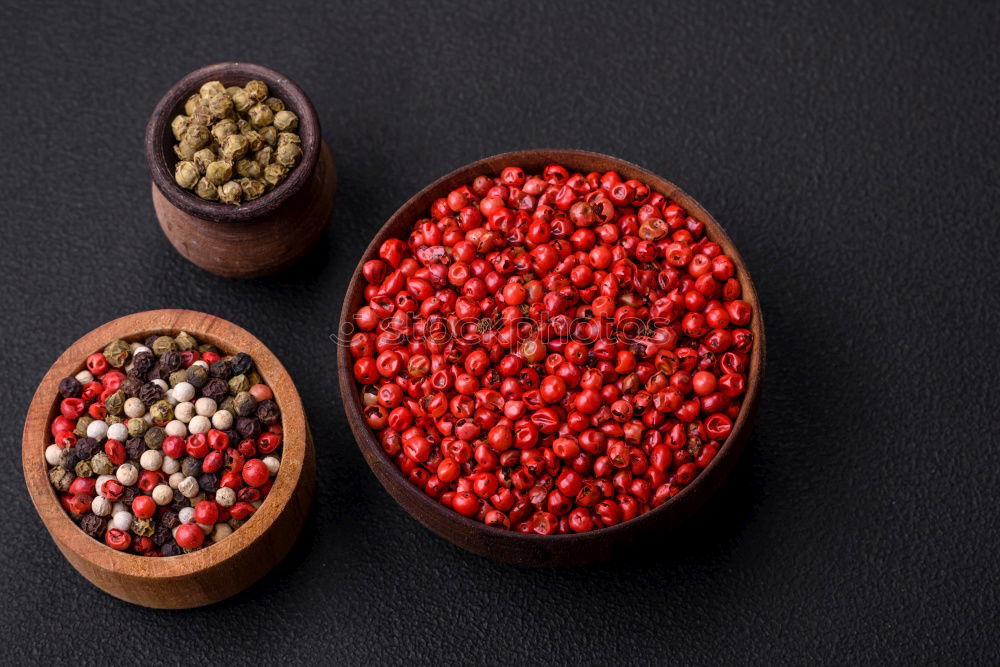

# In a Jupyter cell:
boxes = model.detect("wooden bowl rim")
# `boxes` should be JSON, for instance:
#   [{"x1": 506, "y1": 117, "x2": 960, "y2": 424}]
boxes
[
  {"x1": 22, "y1": 309, "x2": 308, "y2": 578},
  {"x1": 144, "y1": 62, "x2": 321, "y2": 223},
  {"x1": 338, "y1": 148, "x2": 765, "y2": 547}
]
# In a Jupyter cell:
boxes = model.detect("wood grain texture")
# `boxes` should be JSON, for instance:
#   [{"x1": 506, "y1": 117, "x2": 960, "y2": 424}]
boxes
[
  {"x1": 337, "y1": 149, "x2": 766, "y2": 567},
  {"x1": 145, "y1": 62, "x2": 336, "y2": 278},
  {"x1": 22, "y1": 310, "x2": 315, "y2": 608}
]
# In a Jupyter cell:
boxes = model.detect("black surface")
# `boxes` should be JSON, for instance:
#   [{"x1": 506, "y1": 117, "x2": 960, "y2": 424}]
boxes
[{"x1": 2, "y1": 1, "x2": 998, "y2": 664}]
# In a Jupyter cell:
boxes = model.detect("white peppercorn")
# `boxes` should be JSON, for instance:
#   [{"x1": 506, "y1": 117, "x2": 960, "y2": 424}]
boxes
[
  {"x1": 161, "y1": 455, "x2": 180, "y2": 475},
  {"x1": 211, "y1": 523, "x2": 233, "y2": 541},
  {"x1": 152, "y1": 484, "x2": 173, "y2": 506},
  {"x1": 95, "y1": 474, "x2": 115, "y2": 496},
  {"x1": 188, "y1": 415, "x2": 211, "y2": 434},
  {"x1": 152, "y1": 379, "x2": 169, "y2": 392},
  {"x1": 262, "y1": 456, "x2": 281, "y2": 477},
  {"x1": 112, "y1": 510, "x2": 133, "y2": 532},
  {"x1": 45, "y1": 444, "x2": 62, "y2": 466},
  {"x1": 123, "y1": 397, "x2": 145, "y2": 418},
  {"x1": 140, "y1": 449, "x2": 163, "y2": 471},
  {"x1": 211, "y1": 410, "x2": 234, "y2": 431},
  {"x1": 116, "y1": 463, "x2": 139, "y2": 486},
  {"x1": 172, "y1": 381, "x2": 195, "y2": 403},
  {"x1": 107, "y1": 422, "x2": 129, "y2": 442},
  {"x1": 178, "y1": 476, "x2": 200, "y2": 498},
  {"x1": 91, "y1": 496, "x2": 112, "y2": 517},
  {"x1": 168, "y1": 472, "x2": 185, "y2": 489},
  {"x1": 165, "y1": 420, "x2": 188, "y2": 438},
  {"x1": 175, "y1": 402, "x2": 195, "y2": 423},
  {"x1": 215, "y1": 486, "x2": 236, "y2": 507},
  {"x1": 75, "y1": 370, "x2": 94, "y2": 384},
  {"x1": 178, "y1": 507, "x2": 196, "y2": 524},
  {"x1": 86, "y1": 420, "x2": 109, "y2": 441},
  {"x1": 195, "y1": 397, "x2": 217, "y2": 416}
]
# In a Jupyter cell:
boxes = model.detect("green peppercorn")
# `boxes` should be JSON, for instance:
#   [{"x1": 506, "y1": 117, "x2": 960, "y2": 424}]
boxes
[
  {"x1": 236, "y1": 158, "x2": 263, "y2": 179},
  {"x1": 195, "y1": 177, "x2": 219, "y2": 201},
  {"x1": 181, "y1": 457, "x2": 202, "y2": 478},
  {"x1": 169, "y1": 369, "x2": 188, "y2": 387},
  {"x1": 189, "y1": 103, "x2": 213, "y2": 128},
  {"x1": 90, "y1": 452, "x2": 115, "y2": 476},
  {"x1": 241, "y1": 128, "x2": 264, "y2": 151},
  {"x1": 255, "y1": 146, "x2": 273, "y2": 166},
  {"x1": 132, "y1": 517, "x2": 155, "y2": 537},
  {"x1": 240, "y1": 178, "x2": 266, "y2": 201},
  {"x1": 184, "y1": 94, "x2": 201, "y2": 116},
  {"x1": 228, "y1": 374, "x2": 250, "y2": 395},
  {"x1": 200, "y1": 80, "x2": 226, "y2": 99},
  {"x1": 175, "y1": 161, "x2": 199, "y2": 189},
  {"x1": 207, "y1": 92, "x2": 233, "y2": 118},
  {"x1": 273, "y1": 110, "x2": 298, "y2": 132},
  {"x1": 219, "y1": 395, "x2": 236, "y2": 415},
  {"x1": 74, "y1": 460, "x2": 94, "y2": 478},
  {"x1": 74, "y1": 415, "x2": 94, "y2": 438},
  {"x1": 183, "y1": 123, "x2": 211, "y2": 150},
  {"x1": 218, "y1": 180, "x2": 242, "y2": 205},
  {"x1": 103, "y1": 339, "x2": 131, "y2": 368},
  {"x1": 105, "y1": 389, "x2": 125, "y2": 416},
  {"x1": 149, "y1": 400, "x2": 174, "y2": 423},
  {"x1": 275, "y1": 142, "x2": 302, "y2": 168},
  {"x1": 106, "y1": 415, "x2": 123, "y2": 426},
  {"x1": 234, "y1": 391, "x2": 257, "y2": 417},
  {"x1": 211, "y1": 118, "x2": 238, "y2": 145},
  {"x1": 220, "y1": 133, "x2": 250, "y2": 161},
  {"x1": 174, "y1": 331, "x2": 198, "y2": 351},
  {"x1": 152, "y1": 336, "x2": 177, "y2": 357},
  {"x1": 127, "y1": 417, "x2": 148, "y2": 438},
  {"x1": 231, "y1": 87, "x2": 252, "y2": 112},
  {"x1": 192, "y1": 149, "x2": 216, "y2": 175},
  {"x1": 244, "y1": 80, "x2": 268, "y2": 102},
  {"x1": 49, "y1": 467, "x2": 74, "y2": 492},
  {"x1": 247, "y1": 370, "x2": 262, "y2": 387},
  {"x1": 263, "y1": 163, "x2": 287, "y2": 188},
  {"x1": 174, "y1": 141, "x2": 197, "y2": 161},
  {"x1": 259, "y1": 126, "x2": 277, "y2": 146},
  {"x1": 264, "y1": 96, "x2": 285, "y2": 113},
  {"x1": 247, "y1": 103, "x2": 274, "y2": 128},
  {"x1": 206, "y1": 160, "x2": 233, "y2": 186},
  {"x1": 144, "y1": 426, "x2": 166, "y2": 449},
  {"x1": 171, "y1": 114, "x2": 191, "y2": 141}
]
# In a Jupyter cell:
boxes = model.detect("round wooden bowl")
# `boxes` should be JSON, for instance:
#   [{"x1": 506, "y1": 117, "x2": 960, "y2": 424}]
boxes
[
  {"x1": 338, "y1": 149, "x2": 765, "y2": 566},
  {"x1": 22, "y1": 309, "x2": 315, "y2": 608},
  {"x1": 145, "y1": 62, "x2": 336, "y2": 279}
]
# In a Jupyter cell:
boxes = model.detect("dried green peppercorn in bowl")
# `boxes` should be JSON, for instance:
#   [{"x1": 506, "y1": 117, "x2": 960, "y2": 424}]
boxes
[
  {"x1": 22, "y1": 310, "x2": 315, "y2": 608},
  {"x1": 145, "y1": 62, "x2": 336, "y2": 278}
]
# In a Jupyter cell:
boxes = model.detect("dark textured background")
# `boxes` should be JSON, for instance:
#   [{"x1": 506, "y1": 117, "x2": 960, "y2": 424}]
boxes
[{"x1": 2, "y1": 0, "x2": 998, "y2": 664}]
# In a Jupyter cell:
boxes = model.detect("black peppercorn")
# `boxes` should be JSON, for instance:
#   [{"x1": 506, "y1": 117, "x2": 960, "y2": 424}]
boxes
[
  {"x1": 121, "y1": 486, "x2": 140, "y2": 504},
  {"x1": 152, "y1": 522, "x2": 172, "y2": 547},
  {"x1": 132, "y1": 350, "x2": 155, "y2": 376},
  {"x1": 58, "y1": 377, "x2": 82, "y2": 399},
  {"x1": 161, "y1": 510, "x2": 181, "y2": 529},
  {"x1": 209, "y1": 359, "x2": 233, "y2": 380},
  {"x1": 223, "y1": 428, "x2": 240, "y2": 445},
  {"x1": 238, "y1": 486, "x2": 261, "y2": 502},
  {"x1": 138, "y1": 382, "x2": 164, "y2": 406},
  {"x1": 120, "y1": 375, "x2": 143, "y2": 397},
  {"x1": 180, "y1": 456, "x2": 202, "y2": 478},
  {"x1": 230, "y1": 352, "x2": 253, "y2": 376},
  {"x1": 198, "y1": 472, "x2": 219, "y2": 493},
  {"x1": 143, "y1": 335, "x2": 159, "y2": 348},
  {"x1": 80, "y1": 513, "x2": 107, "y2": 539},
  {"x1": 256, "y1": 399, "x2": 280, "y2": 424},
  {"x1": 58, "y1": 447, "x2": 79, "y2": 471},
  {"x1": 236, "y1": 416, "x2": 262, "y2": 440},
  {"x1": 75, "y1": 437, "x2": 99, "y2": 460},
  {"x1": 170, "y1": 490, "x2": 190, "y2": 511},
  {"x1": 162, "y1": 541, "x2": 183, "y2": 556},
  {"x1": 125, "y1": 437, "x2": 146, "y2": 461},
  {"x1": 161, "y1": 349, "x2": 182, "y2": 372},
  {"x1": 149, "y1": 362, "x2": 171, "y2": 382},
  {"x1": 186, "y1": 364, "x2": 209, "y2": 389},
  {"x1": 203, "y1": 378, "x2": 229, "y2": 404}
]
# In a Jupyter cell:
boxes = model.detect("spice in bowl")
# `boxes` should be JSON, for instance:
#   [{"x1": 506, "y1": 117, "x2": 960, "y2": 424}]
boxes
[
  {"x1": 46, "y1": 333, "x2": 283, "y2": 555},
  {"x1": 171, "y1": 80, "x2": 302, "y2": 205},
  {"x1": 348, "y1": 164, "x2": 754, "y2": 535}
]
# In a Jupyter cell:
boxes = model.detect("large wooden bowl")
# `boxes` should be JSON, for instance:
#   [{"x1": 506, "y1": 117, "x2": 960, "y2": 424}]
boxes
[
  {"x1": 338, "y1": 149, "x2": 765, "y2": 566},
  {"x1": 22, "y1": 310, "x2": 315, "y2": 608},
  {"x1": 145, "y1": 62, "x2": 336, "y2": 279}
]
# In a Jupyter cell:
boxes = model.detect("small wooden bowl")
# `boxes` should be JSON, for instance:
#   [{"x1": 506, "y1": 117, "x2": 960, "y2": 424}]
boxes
[
  {"x1": 145, "y1": 62, "x2": 336, "y2": 279},
  {"x1": 338, "y1": 149, "x2": 765, "y2": 566},
  {"x1": 22, "y1": 309, "x2": 315, "y2": 608}
]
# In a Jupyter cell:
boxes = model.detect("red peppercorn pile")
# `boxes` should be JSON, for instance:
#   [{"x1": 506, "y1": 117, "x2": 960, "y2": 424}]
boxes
[
  {"x1": 45, "y1": 333, "x2": 283, "y2": 556},
  {"x1": 350, "y1": 164, "x2": 754, "y2": 534}
]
